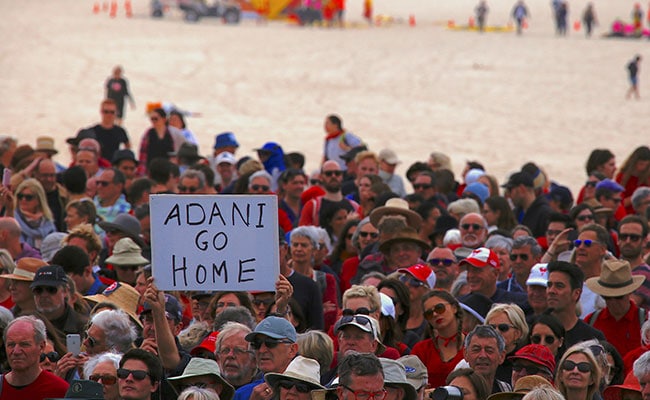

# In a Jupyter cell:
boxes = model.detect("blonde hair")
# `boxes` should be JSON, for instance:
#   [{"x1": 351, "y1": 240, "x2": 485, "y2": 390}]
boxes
[
  {"x1": 297, "y1": 331, "x2": 334, "y2": 374},
  {"x1": 14, "y1": 178, "x2": 53, "y2": 221},
  {"x1": 486, "y1": 303, "x2": 529, "y2": 342},
  {"x1": 177, "y1": 387, "x2": 220, "y2": 400},
  {"x1": 342, "y1": 285, "x2": 381, "y2": 313},
  {"x1": 64, "y1": 224, "x2": 102, "y2": 262},
  {"x1": 354, "y1": 151, "x2": 379, "y2": 165},
  {"x1": 555, "y1": 345, "x2": 602, "y2": 400},
  {"x1": 521, "y1": 386, "x2": 563, "y2": 400}
]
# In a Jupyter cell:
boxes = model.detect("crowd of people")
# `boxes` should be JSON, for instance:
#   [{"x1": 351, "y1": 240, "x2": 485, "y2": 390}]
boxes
[{"x1": 0, "y1": 107, "x2": 649, "y2": 400}]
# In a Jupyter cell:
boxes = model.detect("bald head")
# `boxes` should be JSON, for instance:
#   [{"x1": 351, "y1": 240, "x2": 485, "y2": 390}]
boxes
[
  {"x1": 321, "y1": 160, "x2": 340, "y2": 172},
  {"x1": 0, "y1": 217, "x2": 21, "y2": 237}
]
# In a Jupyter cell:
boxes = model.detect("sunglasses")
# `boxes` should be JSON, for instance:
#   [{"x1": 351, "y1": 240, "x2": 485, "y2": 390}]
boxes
[
  {"x1": 428, "y1": 258, "x2": 454, "y2": 266},
  {"x1": 358, "y1": 231, "x2": 379, "y2": 239},
  {"x1": 399, "y1": 274, "x2": 426, "y2": 288},
  {"x1": 562, "y1": 360, "x2": 593, "y2": 373},
  {"x1": 118, "y1": 265, "x2": 139, "y2": 272},
  {"x1": 510, "y1": 253, "x2": 529, "y2": 261},
  {"x1": 585, "y1": 181, "x2": 598, "y2": 188},
  {"x1": 178, "y1": 185, "x2": 199, "y2": 193},
  {"x1": 95, "y1": 180, "x2": 111, "y2": 187},
  {"x1": 337, "y1": 315, "x2": 372, "y2": 331},
  {"x1": 424, "y1": 303, "x2": 448, "y2": 319},
  {"x1": 413, "y1": 184, "x2": 433, "y2": 190},
  {"x1": 90, "y1": 374, "x2": 118, "y2": 385},
  {"x1": 17, "y1": 193, "x2": 36, "y2": 201},
  {"x1": 342, "y1": 307, "x2": 373, "y2": 316},
  {"x1": 574, "y1": 239, "x2": 600, "y2": 248},
  {"x1": 310, "y1": 179, "x2": 321, "y2": 185},
  {"x1": 512, "y1": 364, "x2": 544, "y2": 375},
  {"x1": 489, "y1": 323, "x2": 514, "y2": 333},
  {"x1": 251, "y1": 184, "x2": 270, "y2": 192},
  {"x1": 607, "y1": 197, "x2": 622, "y2": 204},
  {"x1": 576, "y1": 215, "x2": 594, "y2": 222},
  {"x1": 33, "y1": 286, "x2": 59, "y2": 295},
  {"x1": 252, "y1": 298, "x2": 274, "y2": 307},
  {"x1": 250, "y1": 337, "x2": 293, "y2": 350},
  {"x1": 40, "y1": 351, "x2": 60, "y2": 362},
  {"x1": 530, "y1": 334, "x2": 556, "y2": 345},
  {"x1": 278, "y1": 379, "x2": 311, "y2": 393},
  {"x1": 102, "y1": 109, "x2": 116, "y2": 114},
  {"x1": 322, "y1": 170, "x2": 343, "y2": 177},
  {"x1": 620, "y1": 233, "x2": 643, "y2": 242},
  {"x1": 150, "y1": 117, "x2": 160, "y2": 122},
  {"x1": 461, "y1": 223, "x2": 483, "y2": 231},
  {"x1": 117, "y1": 368, "x2": 150, "y2": 381}
]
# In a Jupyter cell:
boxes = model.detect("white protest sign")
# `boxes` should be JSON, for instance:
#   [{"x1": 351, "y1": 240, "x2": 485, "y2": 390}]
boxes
[{"x1": 150, "y1": 194, "x2": 280, "y2": 291}]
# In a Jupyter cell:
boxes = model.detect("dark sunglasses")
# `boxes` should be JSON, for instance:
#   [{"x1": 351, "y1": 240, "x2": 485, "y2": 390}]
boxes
[
  {"x1": 252, "y1": 298, "x2": 274, "y2": 307},
  {"x1": 118, "y1": 265, "x2": 139, "y2": 272},
  {"x1": 585, "y1": 181, "x2": 598, "y2": 188},
  {"x1": 530, "y1": 335, "x2": 556, "y2": 345},
  {"x1": 178, "y1": 185, "x2": 199, "y2": 193},
  {"x1": 607, "y1": 197, "x2": 622, "y2": 204},
  {"x1": 413, "y1": 183, "x2": 432, "y2": 190},
  {"x1": 510, "y1": 253, "x2": 530, "y2": 261},
  {"x1": 342, "y1": 307, "x2": 373, "y2": 316},
  {"x1": 562, "y1": 360, "x2": 592, "y2": 373},
  {"x1": 337, "y1": 315, "x2": 372, "y2": 330},
  {"x1": 576, "y1": 215, "x2": 594, "y2": 222},
  {"x1": 250, "y1": 337, "x2": 293, "y2": 350},
  {"x1": 574, "y1": 239, "x2": 599, "y2": 248},
  {"x1": 17, "y1": 193, "x2": 36, "y2": 201},
  {"x1": 620, "y1": 233, "x2": 643, "y2": 242},
  {"x1": 322, "y1": 170, "x2": 343, "y2": 177},
  {"x1": 150, "y1": 117, "x2": 160, "y2": 122},
  {"x1": 101, "y1": 109, "x2": 116, "y2": 114},
  {"x1": 489, "y1": 323, "x2": 514, "y2": 333},
  {"x1": 251, "y1": 184, "x2": 270, "y2": 192},
  {"x1": 461, "y1": 223, "x2": 483, "y2": 231},
  {"x1": 278, "y1": 379, "x2": 311, "y2": 393},
  {"x1": 310, "y1": 179, "x2": 321, "y2": 185},
  {"x1": 358, "y1": 231, "x2": 379, "y2": 239},
  {"x1": 40, "y1": 351, "x2": 60, "y2": 362},
  {"x1": 399, "y1": 274, "x2": 426, "y2": 288},
  {"x1": 33, "y1": 286, "x2": 59, "y2": 295},
  {"x1": 95, "y1": 180, "x2": 111, "y2": 187},
  {"x1": 90, "y1": 374, "x2": 118, "y2": 385},
  {"x1": 428, "y1": 258, "x2": 454, "y2": 266},
  {"x1": 512, "y1": 364, "x2": 544, "y2": 375},
  {"x1": 117, "y1": 368, "x2": 150, "y2": 381},
  {"x1": 424, "y1": 303, "x2": 448, "y2": 319}
]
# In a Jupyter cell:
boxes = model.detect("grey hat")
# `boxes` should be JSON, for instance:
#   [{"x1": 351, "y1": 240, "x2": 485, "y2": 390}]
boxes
[
  {"x1": 40, "y1": 232, "x2": 67, "y2": 263},
  {"x1": 398, "y1": 355, "x2": 428, "y2": 391},
  {"x1": 104, "y1": 238, "x2": 148, "y2": 266},
  {"x1": 245, "y1": 316, "x2": 297, "y2": 343},
  {"x1": 167, "y1": 358, "x2": 234, "y2": 400},
  {"x1": 98, "y1": 213, "x2": 144, "y2": 247},
  {"x1": 380, "y1": 358, "x2": 418, "y2": 400}
]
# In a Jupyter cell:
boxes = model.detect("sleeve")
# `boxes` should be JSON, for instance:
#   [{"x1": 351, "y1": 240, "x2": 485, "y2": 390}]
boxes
[
  {"x1": 137, "y1": 131, "x2": 149, "y2": 175},
  {"x1": 299, "y1": 200, "x2": 315, "y2": 226}
]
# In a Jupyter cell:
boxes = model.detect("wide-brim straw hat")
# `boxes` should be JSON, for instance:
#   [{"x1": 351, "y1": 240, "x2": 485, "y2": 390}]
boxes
[
  {"x1": 0, "y1": 257, "x2": 47, "y2": 281},
  {"x1": 84, "y1": 282, "x2": 142, "y2": 328},
  {"x1": 370, "y1": 198, "x2": 423, "y2": 230},
  {"x1": 35, "y1": 136, "x2": 58, "y2": 155},
  {"x1": 378, "y1": 227, "x2": 429, "y2": 254},
  {"x1": 585, "y1": 259, "x2": 645, "y2": 297},
  {"x1": 265, "y1": 356, "x2": 325, "y2": 391}
]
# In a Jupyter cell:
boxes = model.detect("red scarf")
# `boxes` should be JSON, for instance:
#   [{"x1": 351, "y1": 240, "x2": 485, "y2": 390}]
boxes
[{"x1": 325, "y1": 130, "x2": 344, "y2": 141}]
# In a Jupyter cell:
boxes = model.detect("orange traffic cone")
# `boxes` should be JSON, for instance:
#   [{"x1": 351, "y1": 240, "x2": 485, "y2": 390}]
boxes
[
  {"x1": 109, "y1": 0, "x2": 117, "y2": 17},
  {"x1": 125, "y1": 0, "x2": 133, "y2": 17},
  {"x1": 93, "y1": 2, "x2": 100, "y2": 13},
  {"x1": 409, "y1": 14, "x2": 416, "y2": 27}
]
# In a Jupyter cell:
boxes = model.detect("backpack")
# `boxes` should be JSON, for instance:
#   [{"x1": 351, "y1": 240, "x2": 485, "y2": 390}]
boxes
[{"x1": 587, "y1": 306, "x2": 647, "y2": 327}]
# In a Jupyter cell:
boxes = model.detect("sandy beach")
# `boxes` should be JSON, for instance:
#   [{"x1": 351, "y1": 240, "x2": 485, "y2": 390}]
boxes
[{"x1": 0, "y1": 0, "x2": 646, "y2": 194}]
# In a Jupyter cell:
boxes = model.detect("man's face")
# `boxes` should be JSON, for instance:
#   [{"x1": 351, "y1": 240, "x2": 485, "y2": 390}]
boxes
[
  {"x1": 547, "y1": 271, "x2": 580, "y2": 312},
  {"x1": 599, "y1": 191, "x2": 623, "y2": 210},
  {"x1": 216, "y1": 331, "x2": 257, "y2": 387},
  {"x1": 509, "y1": 185, "x2": 525, "y2": 208},
  {"x1": 92, "y1": 360, "x2": 120, "y2": 400},
  {"x1": 619, "y1": 222, "x2": 647, "y2": 260},
  {"x1": 321, "y1": 162, "x2": 343, "y2": 193},
  {"x1": 464, "y1": 336, "x2": 505, "y2": 380},
  {"x1": 527, "y1": 285, "x2": 548, "y2": 313},
  {"x1": 33, "y1": 284, "x2": 66, "y2": 315},
  {"x1": 8, "y1": 279, "x2": 33, "y2": 304},
  {"x1": 427, "y1": 247, "x2": 459, "y2": 287},
  {"x1": 466, "y1": 265, "x2": 497, "y2": 296},
  {"x1": 460, "y1": 214, "x2": 487, "y2": 248},
  {"x1": 282, "y1": 175, "x2": 306, "y2": 199},
  {"x1": 338, "y1": 326, "x2": 377, "y2": 356},
  {"x1": 217, "y1": 162, "x2": 235, "y2": 183},
  {"x1": 413, "y1": 175, "x2": 435, "y2": 200},
  {"x1": 84, "y1": 323, "x2": 110, "y2": 356},
  {"x1": 251, "y1": 335, "x2": 297, "y2": 374},
  {"x1": 97, "y1": 170, "x2": 123, "y2": 203},
  {"x1": 179, "y1": 176, "x2": 203, "y2": 194},
  {"x1": 76, "y1": 150, "x2": 98, "y2": 175},
  {"x1": 574, "y1": 230, "x2": 606, "y2": 268},
  {"x1": 338, "y1": 372, "x2": 385, "y2": 400},
  {"x1": 5, "y1": 321, "x2": 45, "y2": 372},
  {"x1": 357, "y1": 158, "x2": 378, "y2": 178},
  {"x1": 249, "y1": 177, "x2": 272, "y2": 194},
  {"x1": 101, "y1": 103, "x2": 117, "y2": 125},
  {"x1": 35, "y1": 159, "x2": 57, "y2": 192},
  {"x1": 141, "y1": 312, "x2": 181, "y2": 341},
  {"x1": 605, "y1": 294, "x2": 631, "y2": 317},
  {"x1": 379, "y1": 160, "x2": 397, "y2": 174},
  {"x1": 290, "y1": 236, "x2": 314, "y2": 265},
  {"x1": 118, "y1": 359, "x2": 158, "y2": 400},
  {"x1": 116, "y1": 265, "x2": 138, "y2": 286},
  {"x1": 387, "y1": 241, "x2": 421, "y2": 269},
  {"x1": 546, "y1": 222, "x2": 567, "y2": 246},
  {"x1": 385, "y1": 385, "x2": 405, "y2": 400},
  {"x1": 510, "y1": 245, "x2": 537, "y2": 280},
  {"x1": 117, "y1": 159, "x2": 137, "y2": 180}
]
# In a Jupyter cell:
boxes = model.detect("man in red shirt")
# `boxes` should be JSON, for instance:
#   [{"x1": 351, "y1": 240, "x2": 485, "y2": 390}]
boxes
[{"x1": 585, "y1": 259, "x2": 647, "y2": 358}]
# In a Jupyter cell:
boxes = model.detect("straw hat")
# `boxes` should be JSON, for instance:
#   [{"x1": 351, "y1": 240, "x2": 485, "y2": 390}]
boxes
[
  {"x1": 0, "y1": 257, "x2": 48, "y2": 281},
  {"x1": 84, "y1": 281, "x2": 142, "y2": 328},
  {"x1": 585, "y1": 259, "x2": 645, "y2": 297},
  {"x1": 35, "y1": 136, "x2": 58, "y2": 155},
  {"x1": 370, "y1": 198, "x2": 423, "y2": 230},
  {"x1": 487, "y1": 376, "x2": 553, "y2": 400},
  {"x1": 265, "y1": 356, "x2": 325, "y2": 391},
  {"x1": 168, "y1": 358, "x2": 235, "y2": 400},
  {"x1": 105, "y1": 237, "x2": 149, "y2": 266},
  {"x1": 378, "y1": 227, "x2": 429, "y2": 254}
]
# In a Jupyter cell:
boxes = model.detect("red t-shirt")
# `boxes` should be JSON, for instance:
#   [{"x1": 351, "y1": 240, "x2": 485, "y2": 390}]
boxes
[
  {"x1": 411, "y1": 338, "x2": 465, "y2": 388},
  {"x1": 0, "y1": 370, "x2": 69, "y2": 400}
]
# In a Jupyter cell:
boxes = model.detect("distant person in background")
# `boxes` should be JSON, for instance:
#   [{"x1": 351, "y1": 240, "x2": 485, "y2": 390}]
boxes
[
  {"x1": 476, "y1": 0, "x2": 489, "y2": 31},
  {"x1": 512, "y1": 0, "x2": 529, "y2": 35},
  {"x1": 105, "y1": 65, "x2": 135, "y2": 125},
  {"x1": 582, "y1": 2, "x2": 597, "y2": 37},
  {"x1": 626, "y1": 55, "x2": 642, "y2": 100}
]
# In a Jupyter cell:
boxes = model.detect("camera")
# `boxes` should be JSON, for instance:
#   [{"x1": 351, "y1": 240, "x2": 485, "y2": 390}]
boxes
[{"x1": 430, "y1": 386, "x2": 464, "y2": 400}]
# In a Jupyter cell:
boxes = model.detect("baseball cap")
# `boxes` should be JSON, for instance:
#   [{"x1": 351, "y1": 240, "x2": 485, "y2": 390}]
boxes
[
  {"x1": 30, "y1": 265, "x2": 68, "y2": 288},
  {"x1": 216, "y1": 151, "x2": 236, "y2": 165},
  {"x1": 508, "y1": 344, "x2": 556, "y2": 374},
  {"x1": 502, "y1": 172, "x2": 534, "y2": 189},
  {"x1": 397, "y1": 264, "x2": 437, "y2": 289},
  {"x1": 378, "y1": 149, "x2": 401, "y2": 165},
  {"x1": 526, "y1": 264, "x2": 549, "y2": 287},
  {"x1": 245, "y1": 316, "x2": 297, "y2": 343},
  {"x1": 459, "y1": 248, "x2": 500, "y2": 269},
  {"x1": 142, "y1": 293, "x2": 183, "y2": 323}
]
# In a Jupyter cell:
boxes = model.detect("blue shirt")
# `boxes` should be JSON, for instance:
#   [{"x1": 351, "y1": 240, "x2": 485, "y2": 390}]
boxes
[{"x1": 234, "y1": 378, "x2": 264, "y2": 400}]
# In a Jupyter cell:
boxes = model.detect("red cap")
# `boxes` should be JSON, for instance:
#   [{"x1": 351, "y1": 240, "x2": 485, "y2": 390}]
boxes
[
  {"x1": 460, "y1": 247, "x2": 500, "y2": 269},
  {"x1": 398, "y1": 264, "x2": 436, "y2": 288},
  {"x1": 508, "y1": 344, "x2": 556, "y2": 373},
  {"x1": 604, "y1": 371, "x2": 641, "y2": 400},
  {"x1": 191, "y1": 331, "x2": 219, "y2": 356}
]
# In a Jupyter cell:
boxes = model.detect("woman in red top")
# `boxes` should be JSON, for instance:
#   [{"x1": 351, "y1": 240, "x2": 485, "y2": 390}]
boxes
[
  {"x1": 616, "y1": 146, "x2": 650, "y2": 214},
  {"x1": 411, "y1": 290, "x2": 465, "y2": 388}
]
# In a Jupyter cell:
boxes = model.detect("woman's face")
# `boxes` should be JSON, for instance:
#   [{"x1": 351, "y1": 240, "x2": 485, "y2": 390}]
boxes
[
  {"x1": 92, "y1": 360, "x2": 120, "y2": 400},
  {"x1": 635, "y1": 159, "x2": 650, "y2": 174},
  {"x1": 344, "y1": 226, "x2": 357, "y2": 254},
  {"x1": 561, "y1": 352, "x2": 594, "y2": 391},
  {"x1": 486, "y1": 311, "x2": 521, "y2": 354},
  {"x1": 358, "y1": 177, "x2": 372, "y2": 199},
  {"x1": 39, "y1": 341, "x2": 58, "y2": 373},
  {"x1": 215, "y1": 293, "x2": 241, "y2": 315},
  {"x1": 482, "y1": 204, "x2": 499, "y2": 226},
  {"x1": 149, "y1": 113, "x2": 165, "y2": 128},
  {"x1": 449, "y1": 376, "x2": 478, "y2": 400},
  {"x1": 65, "y1": 207, "x2": 86, "y2": 230},
  {"x1": 168, "y1": 114, "x2": 183, "y2": 129},
  {"x1": 330, "y1": 209, "x2": 349, "y2": 238},
  {"x1": 17, "y1": 187, "x2": 39, "y2": 214},
  {"x1": 598, "y1": 157, "x2": 617, "y2": 179},
  {"x1": 492, "y1": 247, "x2": 511, "y2": 281},
  {"x1": 574, "y1": 209, "x2": 595, "y2": 230},
  {"x1": 357, "y1": 223, "x2": 379, "y2": 251},
  {"x1": 531, "y1": 323, "x2": 562, "y2": 356},
  {"x1": 423, "y1": 296, "x2": 456, "y2": 331}
]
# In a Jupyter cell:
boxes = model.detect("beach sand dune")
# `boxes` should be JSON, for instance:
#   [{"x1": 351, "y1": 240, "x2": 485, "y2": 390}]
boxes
[{"x1": 0, "y1": 0, "x2": 646, "y2": 193}]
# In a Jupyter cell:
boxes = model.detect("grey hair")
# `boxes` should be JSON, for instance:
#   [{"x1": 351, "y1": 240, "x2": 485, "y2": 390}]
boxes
[
  {"x1": 512, "y1": 235, "x2": 543, "y2": 257},
  {"x1": 642, "y1": 319, "x2": 650, "y2": 346},
  {"x1": 0, "y1": 306, "x2": 14, "y2": 333},
  {"x1": 180, "y1": 169, "x2": 206, "y2": 189},
  {"x1": 632, "y1": 187, "x2": 650, "y2": 212},
  {"x1": 290, "y1": 226, "x2": 319, "y2": 248},
  {"x1": 313, "y1": 226, "x2": 332, "y2": 253},
  {"x1": 351, "y1": 217, "x2": 373, "y2": 249},
  {"x1": 521, "y1": 386, "x2": 563, "y2": 400},
  {"x1": 0, "y1": 249, "x2": 15, "y2": 273},
  {"x1": 464, "y1": 324, "x2": 506, "y2": 353},
  {"x1": 90, "y1": 310, "x2": 137, "y2": 353},
  {"x1": 360, "y1": 271, "x2": 386, "y2": 285},
  {"x1": 214, "y1": 309, "x2": 256, "y2": 333},
  {"x1": 215, "y1": 321, "x2": 253, "y2": 353},
  {"x1": 450, "y1": 271, "x2": 468, "y2": 298},
  {"x1": 177, "y1": 387, "x2": 221, "y2": 400},
  {"x1": 485, "y1": 235, "x2": 514, "y2": 253},
  {"x1": 449, "y1": 200, "x2": 481, "y2": 219},
  {"x1": 83, "y1": 351, "x2": 123, "y2": 379},
  {"x1": 248, "y1": 170, "x2": 272, "y2": 187},
  {"x1": 634, "y1": 350, "x2": 650, "y2": 380},
  {"x1": 4, "y1": 315, "x2": 46, "y2": 344}
]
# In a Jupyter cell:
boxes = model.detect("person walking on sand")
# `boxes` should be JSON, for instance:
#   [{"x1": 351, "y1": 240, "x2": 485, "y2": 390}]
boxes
[
  {"x1": 512, "y1": 1, "x2": 529, "y2": 35},
  {"x1": 582, "y1": 2, "x2": 597, "y2": 37},
  {"x1": 105, "y1": 65, "x2": 135, "y2": 125},
  {"x1": 626, "y1": 55, "x2": 642, "y2": 100},
  {"x1": 632, "y1": 3, "x2": 644, "y2": 33},
  {"x1": 476, "y1": 1, "x2": 489, "y2": 32}
]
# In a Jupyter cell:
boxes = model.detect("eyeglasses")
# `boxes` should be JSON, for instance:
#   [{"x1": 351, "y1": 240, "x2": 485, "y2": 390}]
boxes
[
  {"x1": 150, "y1": 117, "x2": 160, "y2": 122},
  {"x1": 585, "y1": 181, "x2": 597, "y2": 188},
  {"x1": 89, "y1": 374, "x2": 118, "y2": 385},
  {"x1": 117, "y1": 368, "x2": 150, "y2": 381},
  {"x1": 576, "y1": 215, "x2": 594, "y2": 222},
  {"x1": 216, "y1": 301, "x2": 238, "y2": 309},
  {"x1": 17, "y1": 193, "x2": 36, "y2": 201},
  {"x1": 530, "y1": 334, "x2": 556, "y2": 345},
  {"x1": 33, "y1": 286, "x2": 59, "y2": 295},
  {"x1": 341, "y1": 384, "x2": 387, "y2": 400},
  {"x1": 510, "y1": 253, "x2": 530, "y2": 261},
  {"x1": 562, "y1": 360, "x2": 593, "y2": 373},
  {"x1": 424, "y1": 303, "x2": 449, "y2": 319},
  {"x1": 322, "y1": 170, "x2": 343, "y2": 177},
  {"x1": 358, "y1": 231, "x2": 379, "y2": 239},
  {"x1": 251, "y1": 184, "x2": 270, "y2": 192},
  {"x1": 512, "y1": 363, "x2": 545, "y2": 375},
  {"x1": 428, "y1": 258, "x2": 454, "y2": 267},
  {"x1": 574, "y1": 239, "x2": 600, "y2": 248},
  {"x1": 399, "y1": 274, "x2": 426, "y2": 288},
  {"x1": 278, "y1": 379, "x2": 311, "y2": 393},
  {"x1": 461, "y1": 223, "x2": 483, "y2": 231},
  {"x1": 413, "y1": 183, "x2": 432, "y2": 190},
  {"x1": 178, "y1": 185, "x2": 200, "y2": 193},
  {"x1": 250, "y1": 337, "x2": 293, "y2": 350},
  {"x1": 620, "y1": 233, "x2": 643, "y2": 242},
  {"x1": 217, "y1": 347, "x2": 252, "y2": 357},
  {"x1": 101, "y1": 109, "x2": 116, "y2": 114},
  {"x1": 95, "y1": 180, "x2": 111, "y2": 187},
  {"x1": 342, "y1": 307, "x2": 373, "y2": 316},
  {"x1": 252, "y1": 298, "x2": 274, "y2": 307},
  {"x1": 40, "y1": 352, "x2": 60, "y2": 362},
  {"x1": 489, "y1": 323, "x2": 515, "y2": 333},
  {"x1": 84, "y1": 331, "x2": 98, "y2": 348}
]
